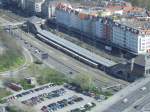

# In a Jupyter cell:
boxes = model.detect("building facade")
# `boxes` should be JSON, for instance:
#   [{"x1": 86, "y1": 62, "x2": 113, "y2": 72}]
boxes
[
  {"x1": 112, "y1": 20, "x2": 150, "y2": 54},
  {"x1": 34, "y1": 0, "x2": 45, "y2": 15},
  {"x1": 55, "y1": 3, "x2": 112, "y2": 40},
  {"x1": 42, "y1": 0, "x2": 56, "y2": 18},
  {"x1": 16, "y1": 0, "x2": 45, "y2": 15}
]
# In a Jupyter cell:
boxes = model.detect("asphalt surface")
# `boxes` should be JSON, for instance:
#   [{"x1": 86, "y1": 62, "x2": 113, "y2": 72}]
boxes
[
  {"x1": 123, "y1": 92, "x2": 150, "y2": 112},
  {"x1": 93, "y1": 77, "x2": 150, "y2": 112},
  {"x1": 5, "y1": 83, "x2": 97, "y2": 112}
]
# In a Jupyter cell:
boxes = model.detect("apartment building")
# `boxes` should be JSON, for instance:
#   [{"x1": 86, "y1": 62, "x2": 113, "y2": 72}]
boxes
[
  {"x1": 42, "y1": 0, "x2": 56, "y2": 18},
  {"x1": 34, "y1": 0, "x2": 45, "y2": 15},
  {"x1": 112, "y1": 18, "x2": 150, "y2": 54},
  {"x1": 55, "y1": 3, "x2": 112, "y2": 39},
  {"x1": 16, "y1": 0, "x2": 45, "y2": 15}
]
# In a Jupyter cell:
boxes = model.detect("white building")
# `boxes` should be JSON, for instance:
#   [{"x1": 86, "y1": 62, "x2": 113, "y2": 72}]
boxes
[
  {"x1": 34, "y1": 0, "x2": 45, "y2": 14},
  {"x1": 18, "y1": 0, "x2": 45, "y2": 15},
  {"x1": 42, "y1": 0, "x2": 56, "y2": 18},
  {"x1": 55, "y1": 3, "x2": 109, "y2": 39},
  {"x1": 18, "y1": 0, "x2": 26, "y2": 10},
  {"x1": 112, "y1": 19, "x2": 150, "y2": 54}
]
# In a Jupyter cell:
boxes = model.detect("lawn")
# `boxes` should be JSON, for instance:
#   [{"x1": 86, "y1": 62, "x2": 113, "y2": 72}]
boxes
[
  {"x1": 0, "y1": 56, "x2": 25, "y2": 72},
  {"x1": 0, "y1": 88, "x2": 11, "y2": 102},
  {"x1": 18, "y1": 79, "x2": 35, "y2": 90},
  {"x1": 0, "y1": 31, "x2": 25, "y2": 72},
  {"x1": 36, "y1": 67, "x2": 68, "y2": 85}
]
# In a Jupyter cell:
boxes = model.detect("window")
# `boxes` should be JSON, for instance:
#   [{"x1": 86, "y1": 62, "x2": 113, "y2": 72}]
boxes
[{"x1": 146, "y1": 70, "x2": 149, "y2": 74}]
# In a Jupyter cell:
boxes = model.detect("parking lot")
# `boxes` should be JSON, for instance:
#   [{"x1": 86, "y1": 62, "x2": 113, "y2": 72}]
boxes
[{"x1": 5, "y1": 83, "x2": 98, "y2": 112}]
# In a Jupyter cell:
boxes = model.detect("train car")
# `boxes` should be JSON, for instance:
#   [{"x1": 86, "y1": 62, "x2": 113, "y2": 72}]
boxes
[
  {"x1": 36, "y1": 34, "x2": 98, "y2": 68},
  {"x1": 30, "y1": 22, "x2": 117, "y2": 70}
]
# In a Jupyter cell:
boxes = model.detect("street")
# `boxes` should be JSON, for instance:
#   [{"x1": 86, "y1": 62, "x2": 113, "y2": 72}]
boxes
[{"x1": 93, "y1": 77, "x2": 150, "y2": 112}]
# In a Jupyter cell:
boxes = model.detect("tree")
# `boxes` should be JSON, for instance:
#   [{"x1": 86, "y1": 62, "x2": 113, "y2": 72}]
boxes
[{"x1": 72, "y1": 74, "x2": 93, "y2": 90}]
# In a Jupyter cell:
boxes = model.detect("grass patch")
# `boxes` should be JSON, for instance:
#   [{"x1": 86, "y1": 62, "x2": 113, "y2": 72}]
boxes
[
  {"x1": 0, "y1": 88, "x2": 11, "y2": 100},
  {"x1": 0, "y1": 31, "x2": 25, "y2": 72},
  {"x1": 0, "y1": 56, "x2": 25, "y2": 72},
  {"x1": 4, "y1": 78, "x2": 35, "y2": 90},
  {"x1": 23, "y1": 63, "x2": 69, "y2": 85},
  {"x1": 18, "y1": 79, "x2": 35, "y2": 90},
  {"x1": 36, "y1": 67, "x2": 68, "y2": 85},
  {"x1": 8, "y1": 63, "x2": 68, "y2": 87}
]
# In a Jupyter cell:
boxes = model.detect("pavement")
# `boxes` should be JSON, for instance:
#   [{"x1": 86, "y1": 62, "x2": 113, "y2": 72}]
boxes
[
  {"x1": 123, "y1": 92, "x2": 150, "y2": 112},
  {"x1": 5, "y1": 83, "x2": 97, "y2": 112},
  {"x1": 92, "y1": 77, "x2": 150, "y2": 112},
  {"x1": 34, "y1": 88, "x2": 96, "y2": 112}
]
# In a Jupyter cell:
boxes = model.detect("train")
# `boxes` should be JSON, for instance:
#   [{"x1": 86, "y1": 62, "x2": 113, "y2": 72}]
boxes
[{"x1": 27, "y1": 20, "x2": 117, "y2": 70}]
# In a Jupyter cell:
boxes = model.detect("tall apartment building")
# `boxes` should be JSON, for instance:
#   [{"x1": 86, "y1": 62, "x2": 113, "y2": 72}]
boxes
[
  {"x1": 55, "y1": 3, "x2": 112, "y2": 40},
  {"x1": 19, "y1": 0, "x2": 26, "y2": 10},
  {"x1": 17, "y1": 0, "x2": 45, "y2": 15},
  {"x1": 34, "y1": 0, "x2": 45, "y2": 15},
  {"x1": 112, "y1": 18, "x2": 150, "y2": 54},
  {"x1": 42, "y1": 0, "x2": 56, "y2": 18}
]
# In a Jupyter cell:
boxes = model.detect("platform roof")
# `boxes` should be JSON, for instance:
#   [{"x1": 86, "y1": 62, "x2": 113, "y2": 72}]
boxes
[{"x1": 35, "y1": 23, "x2": 117, "y2": 67}]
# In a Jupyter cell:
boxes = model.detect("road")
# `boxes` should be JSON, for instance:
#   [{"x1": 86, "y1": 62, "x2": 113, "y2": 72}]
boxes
[
  {"x1": 123, "y1": 92, "x2": 150, "y2": 112},
  {"x1": 92, "y1": 77, "x2": 150, "y2": 112}
]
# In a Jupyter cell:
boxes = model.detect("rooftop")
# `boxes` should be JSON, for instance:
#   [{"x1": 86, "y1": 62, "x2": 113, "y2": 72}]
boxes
[
  {"x1": 29, "y1": 18, "x2": 117, "y2": 67},
  {"x1": 114, "y1": 18, "x2": 150, "y2": 31},
  {"x1": 56, "y1": 3, "x2": 102, "y2": 17},
  {"x1": 38, "y1": 27, "x2": 117, "y2": 67}
]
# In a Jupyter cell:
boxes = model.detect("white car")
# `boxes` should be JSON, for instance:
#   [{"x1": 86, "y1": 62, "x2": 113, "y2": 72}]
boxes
[
  {"x1": 140, "y1": 87, "x2": 147, "y2": 91},
  {"x1": 122, "y1": 98, "x2": 128, "y2": 103},
  {"x1": 35, "y1": 49, "x2": 40, "y2": 53}
]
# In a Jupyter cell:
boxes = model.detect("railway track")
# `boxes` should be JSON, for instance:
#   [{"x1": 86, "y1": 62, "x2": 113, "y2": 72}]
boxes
[
  {"x1": 30, "y1": 23, "x2": 129, "y2": 87},
  {"x1": 12, "y1": 29, "x2": 79, "y2": 76},
  {"x1": 0, "y1": 12, "x2": 129, "y2": 89}
]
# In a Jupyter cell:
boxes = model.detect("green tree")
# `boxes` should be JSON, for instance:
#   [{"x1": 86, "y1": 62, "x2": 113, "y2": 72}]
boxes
[{"x1": 72, "y1": 74, "x2": 93, "y2": 90}]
